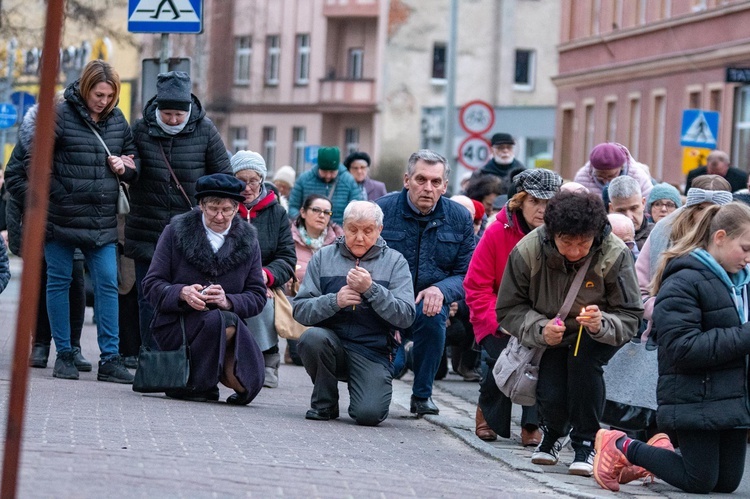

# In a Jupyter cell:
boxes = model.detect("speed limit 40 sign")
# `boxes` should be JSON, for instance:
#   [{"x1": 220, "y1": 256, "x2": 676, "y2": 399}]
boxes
[{"x1": 458, "y1": 136, "x2": 491, "y2": 170}]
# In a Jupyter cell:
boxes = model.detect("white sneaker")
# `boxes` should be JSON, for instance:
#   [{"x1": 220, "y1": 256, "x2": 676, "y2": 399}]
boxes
[
  {"x1": 531, "y1": 432, "x2": 570, "y2": 465},
  {"x1": 568, "y1": 447, "x2": 595, "y2": 476}
]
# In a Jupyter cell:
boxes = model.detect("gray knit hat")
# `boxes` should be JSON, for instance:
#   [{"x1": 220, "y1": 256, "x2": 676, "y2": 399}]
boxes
[
  {"x1": 231, "y1": 150, "x2": 267, "y2": 182},
  {"x1": 156, "y1": 71, "x2": 192, "y2": 112}
]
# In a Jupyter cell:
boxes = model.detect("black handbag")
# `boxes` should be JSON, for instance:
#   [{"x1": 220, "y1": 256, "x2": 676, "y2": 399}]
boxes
[{"x1": 133, "y1": 315, "x2": 190, "y2": 393}]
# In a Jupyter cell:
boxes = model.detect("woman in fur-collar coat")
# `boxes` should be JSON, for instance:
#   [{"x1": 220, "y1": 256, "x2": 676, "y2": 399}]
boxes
[{"x1": 142, "y1": 174, "x2": 267, "y2": 404}]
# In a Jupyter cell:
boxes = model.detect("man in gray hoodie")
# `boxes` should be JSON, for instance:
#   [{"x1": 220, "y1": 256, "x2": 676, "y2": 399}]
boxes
[{"x1": 293, "y1": 201, "x2": 416, "y2": 426}]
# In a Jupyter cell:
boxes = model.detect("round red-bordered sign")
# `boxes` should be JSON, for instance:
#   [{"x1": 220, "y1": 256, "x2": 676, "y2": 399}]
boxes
[
  {"x1": 458, "y1": 135, "x2": 491, "y2": 171},
  {"x1": 459, "y1": 100, "x2": 495, "y2": 135}
]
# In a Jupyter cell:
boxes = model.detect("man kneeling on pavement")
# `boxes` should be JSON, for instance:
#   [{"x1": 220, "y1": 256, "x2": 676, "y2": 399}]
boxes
[{"x1": 293, "y1": 201, "x2": 416, "y2": 426}]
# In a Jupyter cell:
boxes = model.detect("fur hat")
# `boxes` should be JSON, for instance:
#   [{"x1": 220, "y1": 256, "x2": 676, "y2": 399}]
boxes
[
  {"x1": 317, "y1": 147, "x2": 340, "y2": 171},
  {"x1": 344, "y1": 151, "x2": 371, "y2": 169},
  {"x1": 646, "y1": 183, "x2": 682, "y2": 212},
  {"x1": 195, "y1": 174, "x2": 246, "y2": 202},
  {"x1": 272, "y1": 165, "x2": 296, "y2": 187},
  {"x1": 590, "y1": 143, "x2": 627, "y2": 170},
  {"x1": 156, "y1": 71, "x2": 192, "y2": 112},
  {"x1": 231, "y1": 150, "x2": 267, "y2": 182}
]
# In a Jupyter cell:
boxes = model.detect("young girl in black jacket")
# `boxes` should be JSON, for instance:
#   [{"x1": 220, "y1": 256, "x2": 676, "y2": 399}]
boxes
[{"x1": 594, "y1": 202, "x2": 750, "y2": 494}]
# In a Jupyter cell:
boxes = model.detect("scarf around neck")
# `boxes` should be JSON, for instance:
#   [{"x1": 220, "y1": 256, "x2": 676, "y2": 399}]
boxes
[
  {"x1": 298, "y1": 225, "x2": 328, "y2": 252},
  {"x1": 691, "y1": 248, "x2": 750, "y2": 323},
  {"x1": 155, "y1": 105, "x2": 191, "y2": 135}
]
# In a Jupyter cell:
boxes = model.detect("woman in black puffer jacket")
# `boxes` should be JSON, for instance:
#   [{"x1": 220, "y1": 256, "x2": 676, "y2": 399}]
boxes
[
  {"x1": 594, "y1": 202, "x2": 750, "y2": 494},
  {"x1": 7, "y1": 60, "x2": 138, "y2": 383},
  {"x1": 124, "y1": 71, "x2": 231, "y2": 350}
]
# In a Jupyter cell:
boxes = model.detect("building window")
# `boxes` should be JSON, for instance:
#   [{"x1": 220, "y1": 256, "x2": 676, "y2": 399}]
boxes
[
  {"x1": 345, "y1": 128, "x2": 360, "y2": 155},
  {"x1": 432, "y1": 43, "x2": 446, "y2": 80},
  {"x1": 295, "y1": 34, "x2": 311, "y2": 85},
  {"x1": 234, "y1": 36, "x2": 252, "y2": 85},
  {"x1": 688, "y1": 90, "x2": 701, "y2": 109},
  {"x1": 292, "y1": 127, "x2": 306, "y2": 172},
  {"x1": 584, "y1": 103, "x2": 595, "y2": 164},
  {"x1": 651, "y1": 94, "x2": 666, "y2": 179},
  {"x1": 262, "y1": 127, "x2": 276, "y2": 171},
  {"x1": 710, "y1": 88, "x2": 722, "y2": 112},
  {"x1": 348, "y1": 48, "x2": 364, "y2": 80},
  {"x1": 628, "y1": 97, "x2": 641, "y2": 158},
  {"x1": 606, "y1": 100, "x2": 617, "y2": 142},
  {"x1": 265, "y1": 35, "x2": 280, "y2": 86},
  {"x1": 733, "y1": 87, "x2": 750, "y2": 173},
  {"x1": 229, "y1": 127, "x2": 248, "y2": 154},
  {"x1": 514, "y1": 49, "x2": 535, "y2": 91}
]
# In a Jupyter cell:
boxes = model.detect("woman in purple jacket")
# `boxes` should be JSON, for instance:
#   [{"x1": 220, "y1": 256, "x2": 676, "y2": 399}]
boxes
[{"x1": 142, "y1": 174, "x2": 267, "y2": 404}]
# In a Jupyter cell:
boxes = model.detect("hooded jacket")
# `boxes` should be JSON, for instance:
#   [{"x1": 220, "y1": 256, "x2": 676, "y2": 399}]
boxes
[
  {"x1": 652, "y1": 253, "x2": 750, "y2": 430},
  {"x1": 293, "y1": 236, "x2": 416, "y2": 366},
  {"x1": 287, "y1": 165, "x2": 365, "y2": 225},
  {"x1": 124, "y1": 94, "x2": 231, "y2": 261},
  {"x1": 496, "y1": 225, "x2": 643, "y2": 349},
  {"x1": 6, "y1": 82, "x2": 137, "y2": 248}
]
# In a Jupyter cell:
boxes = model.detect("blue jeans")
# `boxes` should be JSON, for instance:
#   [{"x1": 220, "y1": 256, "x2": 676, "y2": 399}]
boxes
[
  {"x1": 405, "y1": 302, "x2": 448, "y2": 399},
  {"x1": 45, "y1": 241, "x2": 119, "y2": 360},
  {"x1": 135, "y1": 259, "x2": 157, "y2": 349}
]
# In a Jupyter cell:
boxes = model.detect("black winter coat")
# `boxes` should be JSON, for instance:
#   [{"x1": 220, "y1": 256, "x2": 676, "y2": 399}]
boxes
[
  {"x1": 44, "y1": 82, "x2": 137, "y2": 247},
  {"x1": 124, "y1": 94, "x2": 231, "y2": 261},
  {"x1": 238, "y1": 189, "x2": 296, "y2": 288},
  {"x1": 653, "y1": 254, "x2": 750, "y2": 430}
]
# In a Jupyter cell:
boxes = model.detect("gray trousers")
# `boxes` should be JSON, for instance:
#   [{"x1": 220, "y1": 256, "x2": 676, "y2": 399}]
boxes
[{"x1": 298, "y1": 327, "x2": 393, "y2": 426}]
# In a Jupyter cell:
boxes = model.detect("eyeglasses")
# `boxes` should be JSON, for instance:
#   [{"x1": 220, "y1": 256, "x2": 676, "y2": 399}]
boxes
[
  {"x1": 203, "y1": 206, "x2": 237, "y2": 218},
  {"x1": 245, "y1": 179, "x2": 262, "y2": 187},
  {"x1": 308, "y1": 207, "x2": 333, "y2": 217},
  {"x1": 652, "y1": 200, "x2": 677, "y2": 210}
]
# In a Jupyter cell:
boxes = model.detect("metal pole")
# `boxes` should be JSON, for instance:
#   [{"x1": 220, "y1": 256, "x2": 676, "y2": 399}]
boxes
[
  {"x1": 444, "y1": 0, "x2": 459, "y2": 194},
  {"x1": 0, "y1": 1, "x2": 64, "y2": 497},
  {"x1": 159, "y1": 33, "x2": 170, "y2": 73},
  {"x1": 0, "y1": 38, "x2": 17, "y2": 166}
]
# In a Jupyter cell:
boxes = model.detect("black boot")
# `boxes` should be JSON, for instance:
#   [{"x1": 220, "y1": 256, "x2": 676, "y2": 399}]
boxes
[
  {"x1": 29, "y1": 344, "x2": 50, "y2": 368},
  {"x1": 72, "y1": 347, "x2": 92, "y2": 372}
]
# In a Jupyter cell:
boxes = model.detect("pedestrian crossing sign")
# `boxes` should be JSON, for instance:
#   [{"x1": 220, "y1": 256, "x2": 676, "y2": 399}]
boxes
[
  {"x1": 128, "y1": 0, "x2": 203, "y2": 34},
  {"x1": 680, "y1": 109, "x2": 719, "y2": 149}
]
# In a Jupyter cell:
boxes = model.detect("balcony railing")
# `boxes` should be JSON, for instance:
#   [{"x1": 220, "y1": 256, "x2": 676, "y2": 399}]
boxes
[
  {"x1": 323, "y1": 0, "x2": 380, "y2": 17},
  {"x1": 319, "y1": 79, "x2": 376, "y2": 107}
]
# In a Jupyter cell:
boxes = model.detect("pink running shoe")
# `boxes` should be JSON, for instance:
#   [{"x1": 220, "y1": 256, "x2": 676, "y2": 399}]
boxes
[
  {"x1": 618, "y1": 433, "x2": 674, "y2": 485},
  {"x1": 593, "y1": 429, "x2": 630, "y2": 492}
]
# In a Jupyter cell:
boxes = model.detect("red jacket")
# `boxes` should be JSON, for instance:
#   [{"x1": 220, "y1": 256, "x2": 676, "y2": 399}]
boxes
[{"x1": 464, "y1": 206, "x2": 528, "y2": 344}]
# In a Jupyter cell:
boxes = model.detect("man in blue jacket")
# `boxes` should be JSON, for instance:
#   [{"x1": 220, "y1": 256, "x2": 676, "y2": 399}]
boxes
[{"x1": 377, "y1": 150, "x2": 476, "y2": 415}]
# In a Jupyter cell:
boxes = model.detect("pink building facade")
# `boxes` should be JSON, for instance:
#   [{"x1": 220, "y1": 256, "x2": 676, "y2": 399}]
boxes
[
  {"x1": 554, "y1": 0, "x2": 750, "y2": 186},
  {"x1": 193, "y1": 0, "x2": 387, "y2": 176}
]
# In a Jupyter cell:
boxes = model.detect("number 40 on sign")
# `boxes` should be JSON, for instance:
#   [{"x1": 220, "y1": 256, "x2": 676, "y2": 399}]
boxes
[{"x1": 458, "y1": 136, "x2": 491, "y2": 171}]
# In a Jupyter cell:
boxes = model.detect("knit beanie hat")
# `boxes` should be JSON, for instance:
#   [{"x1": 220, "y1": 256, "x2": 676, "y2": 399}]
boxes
[
  {"x1": 272, "y1": 165, "x2": 296, "y2": 187},
  {"x1": 317, "y1": 147, "x2": 340, "y2": 171},
  {"x1": 156, "y1": 71, "x2": 192, "y2": 111},
  {"x1": 590, "y1": 143, "x2": 627, "y2": 170},
  {"x1": 646, "y1": 183, "x2": 682, "y2": 212},
  {"x1": 231, "y1": 150, "x2": 267, "y2": 181}
]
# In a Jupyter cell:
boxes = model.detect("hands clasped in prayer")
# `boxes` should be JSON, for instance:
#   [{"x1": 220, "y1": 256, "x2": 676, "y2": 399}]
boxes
[{"x1": 337, "y1": 265, "x2": 372, "y2": 308}]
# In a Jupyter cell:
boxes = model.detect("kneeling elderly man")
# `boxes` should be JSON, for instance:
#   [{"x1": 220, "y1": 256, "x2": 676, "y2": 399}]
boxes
[{"x1": 294, "y1": 200, "x2": 416, "y2": 426}]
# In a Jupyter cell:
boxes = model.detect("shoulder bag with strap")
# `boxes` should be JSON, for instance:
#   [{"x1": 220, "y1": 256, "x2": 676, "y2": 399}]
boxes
[
  {"x1": 493, "y1": 254, "x2": 594, "y2": 406},
  {"x1": 133, "y1": 314, "x2": 190, "y2": 393},
  {"x1": 158, "y1": 142, "x2": 193, "y2": 210},
  {"x1": 85, "y1": 121, "x2": 130, "y2": 214}
]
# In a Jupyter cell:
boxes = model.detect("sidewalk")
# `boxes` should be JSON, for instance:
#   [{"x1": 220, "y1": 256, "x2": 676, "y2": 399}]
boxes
[{"x1": 0, "y1": 256, "x2": 706, "y2": 497}]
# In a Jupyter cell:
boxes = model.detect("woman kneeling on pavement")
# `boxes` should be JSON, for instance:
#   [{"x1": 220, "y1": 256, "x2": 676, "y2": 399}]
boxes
[
  {"x1": 594, "y1": 202, "x2": 750, "y2": 494},
  {"x1": 142, "y1": 174, "x2": 267, "y2": 404},
  {"x1": 496, "y1": 191, "x2": 643, "y2": 476}
]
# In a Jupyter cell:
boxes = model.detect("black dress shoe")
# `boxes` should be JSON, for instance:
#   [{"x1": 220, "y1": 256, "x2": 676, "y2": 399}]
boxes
[
  {"x1": 166, "y1": 386, "x2": 220, "y2": 402},
  {"x1": 29, "y1": 344, "x2": 50, "y2": 368},
  {"x1": 226, "y1": 390, "x2": 253, "y2": 406},
  {"x1": 305, "y1": 406, "x2": 340, "y2": 421},
  {"x1": 410, "y1": 395, "x2": 439, "y2": 415}
]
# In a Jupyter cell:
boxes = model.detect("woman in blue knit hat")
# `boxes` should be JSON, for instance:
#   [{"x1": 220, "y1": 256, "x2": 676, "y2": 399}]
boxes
[{"x1": 646, "y1": 183, "x2": 682, "y2": 224}]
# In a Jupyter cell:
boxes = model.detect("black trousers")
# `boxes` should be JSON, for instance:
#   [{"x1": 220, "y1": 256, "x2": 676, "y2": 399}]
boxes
[
  {"x1": 118, "y1": 285, "x2": 141, "y2": 357},
  {"x1": 34, "y1": 258, "x2": 85, "y2": 348},
  {"x1": 629, "y1": 428, "x2": 747, "y2": 494},
  {"x1": 536, "y1": 333, "x2": 618, "y2": 450},
  {"x1": 478, "y1": 334, "x2": 539, "y2": 438}
]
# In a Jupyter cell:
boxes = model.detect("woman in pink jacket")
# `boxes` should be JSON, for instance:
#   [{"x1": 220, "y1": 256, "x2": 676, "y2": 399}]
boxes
[
  {"x1": 573, "y1": 142, "x2": 653, "y2": 200},
  {"x1": 285, "y1": 194, "x2": 344, "y2": 364},
  {"x1": 465, "y1": 168, "x2": 562, "y2": 445}
]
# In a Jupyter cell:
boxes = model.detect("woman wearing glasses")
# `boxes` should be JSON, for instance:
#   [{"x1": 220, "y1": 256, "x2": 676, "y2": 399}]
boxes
[
  {"x1": 646, "y1": 183, "x2": 682, "y2": 224},
  {"x1": 142, "y1": 174, "x2": 267, "y2": 404},
  {"x1": 233, "y1": 151, "x2": 296, "y2": 388}
]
